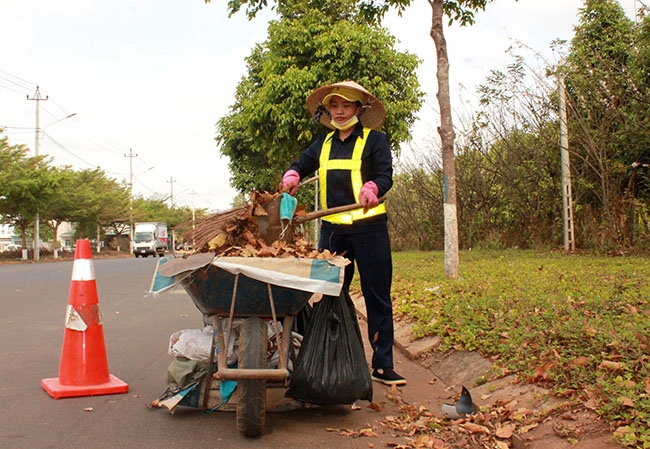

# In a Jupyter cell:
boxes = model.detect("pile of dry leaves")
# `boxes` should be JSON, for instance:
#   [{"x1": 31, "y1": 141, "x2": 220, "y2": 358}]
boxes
[
  {"x1": 186, "y1": 191, "x2": 334, "y2": 260},
  {"x1": 375, "y1": 401, "x2": 537, "y2": 448},
  {"x1": 326, "y1": 384, "x2": 592, "y2": 448}
]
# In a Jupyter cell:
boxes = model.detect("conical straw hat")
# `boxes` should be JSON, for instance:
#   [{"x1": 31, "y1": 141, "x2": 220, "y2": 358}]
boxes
[{"x1": 306, "y1": 81, "x2": 386, "y2": 130}]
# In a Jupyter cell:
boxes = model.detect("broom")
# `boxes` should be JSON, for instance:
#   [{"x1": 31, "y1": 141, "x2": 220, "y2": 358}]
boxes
[
  {"x1": 182, "y1": 190, "x2": 288, "y2": 252},
  {"x1": 181, "y1": 204, "x2": 251, "y2": 253}
]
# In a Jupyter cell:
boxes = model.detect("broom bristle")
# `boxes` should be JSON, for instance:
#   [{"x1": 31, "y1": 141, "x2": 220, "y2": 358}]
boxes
[
  {"x1": 181, "y1": 204, "x2": 251, "y2": 252},
  {"x1": 181, "y1": 191, "x2": 283, "y2": 253}
]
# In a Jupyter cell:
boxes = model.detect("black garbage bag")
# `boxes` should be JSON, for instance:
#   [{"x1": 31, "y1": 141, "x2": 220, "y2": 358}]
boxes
[
  {"x1": 286, "y1": 288, "x2": 373, "y2": 405},
  {"x1": 294, "y1": 301, "x2": 313, "y2": 337}
]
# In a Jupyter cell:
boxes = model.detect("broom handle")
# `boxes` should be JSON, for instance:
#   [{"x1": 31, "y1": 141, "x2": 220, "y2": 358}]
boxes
[
  {"x1": 295, "y1": 196, "x2": 386, "y2": 223},
  {"x1": 279, "y1": 175, "x2": 319, "y2": 195},
  {"x1": 298, "y1": 175, "x2": 319, "y2": 187}
]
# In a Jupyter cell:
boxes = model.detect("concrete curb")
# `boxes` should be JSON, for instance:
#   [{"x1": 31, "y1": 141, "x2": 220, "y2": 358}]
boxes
[{"x1": 349, "y1": 291, "x2": 441, "y2": 361}]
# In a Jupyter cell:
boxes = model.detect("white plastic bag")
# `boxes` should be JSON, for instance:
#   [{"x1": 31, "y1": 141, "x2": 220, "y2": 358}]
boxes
[
  {"x1": 168, "y1": 326, "x2": 214, "y2": 361},
  {"x1": 168, "y1": 320, "x2": 242, "y2": 365}
]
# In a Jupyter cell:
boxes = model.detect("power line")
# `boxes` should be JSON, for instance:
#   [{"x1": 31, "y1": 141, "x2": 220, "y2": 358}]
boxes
[
  {"x1": 0, "y1": 70, "x2": 174, "y2": 203},
  {"x1": 0, "y1": 126, "x2": 36, "y2": 137},
  {"x1": 42, "y1": 102, "x2": 130, "y2": 156},
  {"x1": 42, "y1": 132, "x2": 98, "y2": 168},
  {"x1": 0, "y1": 68, "x2": 132, "y2": 160},
  {"x1": 0, "y1": 81, "x2": 31, "y2": 95},
  {"x1": 133, "y1": 178, "x2": 158, "y2": 195},
  {"x1": 0, "y1": 69, "x2": 36, "y2": 89},
  {"x1": 0, "y1": 71, "x2": 35, "y2": 96}
]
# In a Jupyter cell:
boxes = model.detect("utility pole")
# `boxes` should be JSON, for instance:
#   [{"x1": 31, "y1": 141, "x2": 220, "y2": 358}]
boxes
[
  {"x1": 559, "y1": 75, "x2": 575, "y2": 252},
  {"x1": 27, "y1": 86, "x2": 48, "y2": 261},
  {"x1": 190, "y1": 190, "x2": 197, "y2": 249},
  {"x1": 167, "y1": 177, "x2": 176, "y2": 208},
  {"x1": 124, "y1": 149, "x2": 138, "y2": 255}
]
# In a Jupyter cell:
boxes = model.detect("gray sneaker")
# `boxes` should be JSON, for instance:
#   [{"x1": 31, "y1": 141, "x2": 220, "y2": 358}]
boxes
[{"x1": 372, "y1": 368, "x2": 407, "y2": 386}]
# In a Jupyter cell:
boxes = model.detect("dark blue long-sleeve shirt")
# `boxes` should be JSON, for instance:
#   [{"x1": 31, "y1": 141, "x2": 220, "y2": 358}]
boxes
[{"x1": 289, "y1": 123, "x2": 393, "y2": 215}]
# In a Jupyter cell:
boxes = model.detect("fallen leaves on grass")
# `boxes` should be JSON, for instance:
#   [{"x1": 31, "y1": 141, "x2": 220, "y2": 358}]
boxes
[
  {"x1": 528, "y1": 362, "x2": 555, "y2": 383},
  {"x1": 570, "y1": 356, "x2": 590, "y2": 367},
  {"x1": 598, "y1": 360, "x2": 625, "y2": 371},
  {"x1": 618, "y1": 396, "x2": 635, "y2": 408}
]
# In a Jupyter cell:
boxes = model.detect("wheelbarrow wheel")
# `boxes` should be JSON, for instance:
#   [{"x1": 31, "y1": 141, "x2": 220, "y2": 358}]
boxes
[{"x1": 237, "y1": 317, "x2": 267, "y2": 438}]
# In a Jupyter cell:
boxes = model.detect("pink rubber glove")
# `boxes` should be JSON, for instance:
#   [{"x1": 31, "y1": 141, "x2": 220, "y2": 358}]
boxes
[
  {"x1": 359, "y1": 181, "x2": 379, "y2": 212},
  {"x1": 280, "y1": 169, "x2": 301, "y2": 195}
]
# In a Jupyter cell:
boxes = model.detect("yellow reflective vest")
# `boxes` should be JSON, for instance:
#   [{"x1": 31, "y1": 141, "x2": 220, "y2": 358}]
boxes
[{"x1": 319, "y1": 128, "x2": 387, "y2": 225}]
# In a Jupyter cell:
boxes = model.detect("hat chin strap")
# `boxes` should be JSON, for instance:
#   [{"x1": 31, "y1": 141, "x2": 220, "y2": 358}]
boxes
[{"x1": 330, "y1": 115, "x2": 359, "y2": 131}]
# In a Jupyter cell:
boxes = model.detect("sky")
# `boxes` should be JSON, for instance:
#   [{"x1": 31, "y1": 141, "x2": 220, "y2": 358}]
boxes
[{"x1": 0, "y1": 0, "x2": 639, "y2": 213}]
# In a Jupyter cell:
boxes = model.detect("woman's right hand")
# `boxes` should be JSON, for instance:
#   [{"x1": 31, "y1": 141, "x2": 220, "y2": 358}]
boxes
[{"x1": 279, "y1": 169, "x2": 301, "y2": 195}]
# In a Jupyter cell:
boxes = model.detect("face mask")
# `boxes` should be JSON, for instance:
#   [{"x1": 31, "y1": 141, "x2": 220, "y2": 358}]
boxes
[{"x1": 330, "y1": 115, "x2": 359, "y2": 131}]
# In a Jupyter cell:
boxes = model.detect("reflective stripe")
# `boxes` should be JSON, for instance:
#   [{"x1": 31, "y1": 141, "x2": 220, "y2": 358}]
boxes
[
  {"x1": 71, "y1": 259, "x2": 95, "y2": 281},
  {"x1": 319, "y1": 128, "x2": 386, "y2": 224}
]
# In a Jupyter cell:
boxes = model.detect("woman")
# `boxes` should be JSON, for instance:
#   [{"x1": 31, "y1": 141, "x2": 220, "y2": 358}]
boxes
[{"x1": 280, "y1": 80, "x2": 405, "y2": 386}]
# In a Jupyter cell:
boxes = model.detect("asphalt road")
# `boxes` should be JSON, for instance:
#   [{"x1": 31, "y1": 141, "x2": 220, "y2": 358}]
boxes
[{"x1": 0, "y1": 255, "x2": 441, "y2": 449}]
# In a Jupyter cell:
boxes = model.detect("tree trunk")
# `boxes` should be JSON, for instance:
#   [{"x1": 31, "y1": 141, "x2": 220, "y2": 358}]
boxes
[{"x1": 429, "y1": 0, "x2": 459, "y2": 278}]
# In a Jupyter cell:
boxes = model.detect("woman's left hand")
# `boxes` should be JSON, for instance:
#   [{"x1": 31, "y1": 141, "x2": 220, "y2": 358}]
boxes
[{"x1": 359, "y1": 181, "x2": 379, "y2": 212}]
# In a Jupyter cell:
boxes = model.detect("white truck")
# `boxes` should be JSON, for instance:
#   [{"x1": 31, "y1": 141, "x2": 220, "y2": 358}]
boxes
[{"x1": 133, "y1": 222, "x2": 168, "y2": 258}]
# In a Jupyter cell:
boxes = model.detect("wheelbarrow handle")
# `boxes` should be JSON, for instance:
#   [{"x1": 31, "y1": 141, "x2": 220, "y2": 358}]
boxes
[{"x1": 294, "y1": 196, "x2": 387, "y2": 223}]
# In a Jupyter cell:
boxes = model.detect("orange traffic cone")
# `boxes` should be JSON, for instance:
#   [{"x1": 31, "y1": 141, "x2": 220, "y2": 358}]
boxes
[{"x1": 41, "y1": 239, "x2": 129, "y2": 399}]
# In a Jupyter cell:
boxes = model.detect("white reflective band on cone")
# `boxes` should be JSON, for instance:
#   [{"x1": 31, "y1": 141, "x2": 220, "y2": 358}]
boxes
[{"x1": 71, "y1": 259, "x2": 95, "y2": 281}]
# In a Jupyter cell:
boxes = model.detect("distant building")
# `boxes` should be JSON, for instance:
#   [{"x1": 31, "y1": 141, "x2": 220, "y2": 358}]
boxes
[
  {"x1": 0, "y1": 223, "x2": 18, "y2": 251},
  {"x1": 0, "y1": 220, "x2": 77, "y2": 252},
  {"x1": 57, "y1": 222, "x2": 76, "y2": 250}
]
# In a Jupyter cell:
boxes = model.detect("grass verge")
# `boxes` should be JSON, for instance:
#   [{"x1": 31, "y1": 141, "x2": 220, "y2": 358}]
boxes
[{"x1": 389, "y1": 250, "x2": 650, "y2": 447}]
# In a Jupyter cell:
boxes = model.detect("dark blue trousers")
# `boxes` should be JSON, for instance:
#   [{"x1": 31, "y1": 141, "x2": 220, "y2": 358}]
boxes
[{"x1": 319, "y1": 223, "x2": 394, "y2": 370}]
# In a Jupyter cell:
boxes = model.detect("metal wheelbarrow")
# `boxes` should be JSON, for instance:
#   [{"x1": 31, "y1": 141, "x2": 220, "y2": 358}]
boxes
[{"x1": 155, "y1": 253, "x2": 348, "y2": 438}]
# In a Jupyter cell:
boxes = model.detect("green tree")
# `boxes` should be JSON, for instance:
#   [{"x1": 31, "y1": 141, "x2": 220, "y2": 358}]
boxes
[
  {"x1": 41, "y1": 166, "x2": 82, "y2": 248},
  {"x1": 460, "y1": 53, "x2": 562, "y2": 249},
  {"x1": 389, "y1": 45, "x2": 565, "y2": 252},
  {"x1": 131, "y1": 196, "x2": 198, "y2": 229},
  {"x1": 621, "y1": 10, "x2": 650, "y2": 250},
  {"x1": 389, "y1": 154, "x2": 444, "y2": 251},
  {"x1": 564, "y1": 0, "x2": 645, "y2": 251},
  {"x1": 127, "y1": 196, "x2": 199, "y2": 248},
  {"x1": 0, "y1": 134, "x2": 58, "y2": 250},
  {"x1": 214, "y1": 0, "x2": 422, "y2": 195},
  {"x1": 72, "y1": 169, "x2": 131, "y2": 243},
  {"x1": 426, "y1": 0, "x2": 516, "y2": 277},
  {"x1": 209, "y1": 0, "x2": 517, "y2": 278}
]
